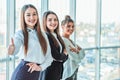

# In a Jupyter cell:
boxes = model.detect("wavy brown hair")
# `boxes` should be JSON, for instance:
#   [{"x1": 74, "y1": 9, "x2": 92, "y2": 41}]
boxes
[
  {"x1": 20, "y1": 4, "x2": 47, "y2": 55},
  {"x1": 42, "y1": 11, "x2": 65, "y2": 48}
]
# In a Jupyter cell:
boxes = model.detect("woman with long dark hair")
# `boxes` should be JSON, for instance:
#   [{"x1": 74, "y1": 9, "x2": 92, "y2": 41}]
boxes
[
  {"x1": 8, "y1": 4, "x2": 53, "y2": 80},
  {"x1": 42, "y1": 11, "x2": 68, "y2": 80}
]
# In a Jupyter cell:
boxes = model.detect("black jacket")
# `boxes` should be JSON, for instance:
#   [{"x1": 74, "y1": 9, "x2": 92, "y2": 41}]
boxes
[{"x1": 45, "y1": 33, "x2": 68, "y2": 80}]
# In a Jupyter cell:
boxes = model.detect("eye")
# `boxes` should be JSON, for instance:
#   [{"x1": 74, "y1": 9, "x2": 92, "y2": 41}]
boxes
[
  {"x1": 72, "y1": 26, "x2": 74, "y2": 28},
  {"x1": 26, "y1": 14, "x2": 30, "y2": 16},
  {"x1": 54, "y1": 19, "x2": 58, "y2": 21},
  {"x1": 67, "y1": 25, "x2": 71, "y2": 28},
  {"x1": 48, "y1": 19, "x2": 52, "y2": 21},
  {"x1": 33, "y1": 13, "x2": 37, "y2": 16}
]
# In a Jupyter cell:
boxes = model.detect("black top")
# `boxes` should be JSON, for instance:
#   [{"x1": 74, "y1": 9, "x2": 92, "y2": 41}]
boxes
[
  {"x1": 46, "y1": 33, "x2": 68, "y2": 62},
  {"x1": 45, "y1": 33, "x2": 68, "y2": 80}
]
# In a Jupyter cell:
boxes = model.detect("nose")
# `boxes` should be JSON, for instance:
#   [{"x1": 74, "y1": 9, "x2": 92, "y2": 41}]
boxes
[
  {"x1": 70, "y1": 27, "x2": 73, "y2": 30},
  {"x1": 30, "y1": 15, "x2": 34, "y2": 19},
  {"x1": 52, "y1": 20, "x2": 55, "y2": 23}
]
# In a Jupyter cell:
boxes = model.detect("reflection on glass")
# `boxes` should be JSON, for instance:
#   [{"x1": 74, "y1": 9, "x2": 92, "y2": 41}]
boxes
[
  {"x1": 100, "y1": 48, "x2": 120, "y2": 80},
  {"x1": 101, "y1": 0, "x2": 120, "y2": 46},
  {"x1": 76, "y1": 0, "x2": 96, "y2": 48}
]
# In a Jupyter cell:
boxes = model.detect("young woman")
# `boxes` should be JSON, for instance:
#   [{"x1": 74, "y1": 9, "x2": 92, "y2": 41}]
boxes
[
  {"x1": 61, "y1": 15, "x2": 85, "y2": 80},
  {"x1": 8, "y1": 4, "x2": 53, "y2": 80},
  {"x1": 42, "y1": 11, "x2": 68, "y2": 80}
]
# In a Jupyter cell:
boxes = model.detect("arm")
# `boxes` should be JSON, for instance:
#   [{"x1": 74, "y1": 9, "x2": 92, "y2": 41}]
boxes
[
  {"x1": 47, "y1": 34, "x2": 68, "y2": 62},
  {"x1": 63, "y1": 38, "x2": 85, "y2": 63},
  {"x1": 8, "y1": 30, "x2": 23, "y2": 55},
  {"x1": 26, "y1": 48, "x2": 53, "y2": 72},
  {"x1": 26, "y1": 49, "x2": 53, "y2": 72},
  {"x1": 8, "y1": 38, "x2": 15, "y2": 55},
  {"x1": 40, "y1": 33, "x2": 53, "y2": 71},
  {"x1": 40, "y1": 47, "x2": 53, "y2": 71},
  {"x1": 26, "y1": 33, "x2": 53, "y2": 72}
]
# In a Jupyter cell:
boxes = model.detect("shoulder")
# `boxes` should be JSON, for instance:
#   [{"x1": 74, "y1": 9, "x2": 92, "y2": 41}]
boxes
[
  {"x1": 41, "y1": 31, "x2": 47, "y2": 38},
  {"x1": 62, "y1": 37, "x2": 67, "y2": 41},
  {"x1": 41, "y1": 31, "x2": 53, "y2": 41},
  {"x1": 45, "y1": 32, "x2": 50, "y2": 36},
  {"x1": 14, "y1": 30, "x2": 24, "y2": 38},
  {"x1": 45, "y1": 32, "x2": 51, "y2": 39},
  {"x1": 62, "y1": 37, "x2": 70, "y2": 44},
  {"x1": 15, "y1": 30, "x2": 23, "y2": 34}
]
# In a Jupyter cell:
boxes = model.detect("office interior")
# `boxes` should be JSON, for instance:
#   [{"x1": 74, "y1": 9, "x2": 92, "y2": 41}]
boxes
[{"x1": 0, "y1": 0, "x2": 120, "y2": 80}]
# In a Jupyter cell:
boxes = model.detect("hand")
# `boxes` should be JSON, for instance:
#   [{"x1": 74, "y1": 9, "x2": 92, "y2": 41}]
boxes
[
  {"x1": 8, "y1": 38, "x2": 15, "y2": 55},
  {"x1": 77, "y1": 45, "x2": 82, "y2": 51},
  {"x1": 63, "y1": 49, "x2": 68, "y2": 55},
  {"x1": 26, "y1": 62, "x2": 42, "y2": 73},
  {"x1": 69, "y1": 45, "x2": 80, "y2": 53}
]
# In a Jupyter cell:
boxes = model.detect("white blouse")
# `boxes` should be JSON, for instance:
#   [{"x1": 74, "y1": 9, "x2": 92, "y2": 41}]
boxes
[
  {"x1": 62, "y1": 37, "x2": 85, "y2": 80},
  {"x1": 13, "y1": 28, "x2": 53, "y2": 71}
]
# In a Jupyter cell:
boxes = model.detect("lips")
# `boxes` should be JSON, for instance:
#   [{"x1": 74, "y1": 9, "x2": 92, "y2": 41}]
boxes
[
  {"x1": 50, "y1": 24, "x2": 56, "y2": 27},
  {"x1": 29, "y1": 20, "x2": 36, "y2": 23},
  {"x1": 68, "y1": 30, "x2": 73, "y2": 33}
]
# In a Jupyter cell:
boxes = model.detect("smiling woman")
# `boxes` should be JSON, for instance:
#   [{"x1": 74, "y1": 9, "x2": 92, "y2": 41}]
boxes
[
  {"x1": 1, "y1": 0, "x2": 120, "y2": 80},
  {"x1": 24, "y1": 7, "x2": 38, "y2": 29},
  {"x1": 7, "y1": 4, "x2": 53, "y2": 80},
  {"x1": 16, "y1": 0, "x2": 41, "y2": 31}
]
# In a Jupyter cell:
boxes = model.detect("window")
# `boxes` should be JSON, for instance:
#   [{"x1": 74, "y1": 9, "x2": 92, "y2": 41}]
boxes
[
  {"x1": 0, "y1": 0, "x2": 7, "y2": 80},
  {"x1": 100, "y1": 48, "x2": 119, "y2": 80},
  {"x1": 101, "y1": 0, "x2": 120, "y2": 79},
  {"x1": 76, "y1": 0, "x2": 96, "y2": 48},
  {"x1": 49, "y1": 0, "x2": 69, "y2": 22},
  {"x1": 101, "y1": 0, "x2": 120, "y2": 47},
  {"x1": 76, "y1": 0, "x2": 96, "y2": 79}
]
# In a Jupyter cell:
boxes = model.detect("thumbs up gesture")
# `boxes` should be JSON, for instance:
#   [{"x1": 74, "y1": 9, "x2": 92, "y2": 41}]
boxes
[{"x1": 8, "y1": 38, "x2": 15, "y2": 55}]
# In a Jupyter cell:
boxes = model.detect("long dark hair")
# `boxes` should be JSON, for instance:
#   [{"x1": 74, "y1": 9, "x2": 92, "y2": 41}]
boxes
[
  {"x1": 21, "y1": 4, "x2": 47, "y2": 55},
  {"x1": 42, "y1": 11, "x2": 65, "y2": 49}
]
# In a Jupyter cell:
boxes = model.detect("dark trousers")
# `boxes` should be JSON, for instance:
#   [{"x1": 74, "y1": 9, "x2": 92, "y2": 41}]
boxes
[
  {"x1": 45, "y1": 61, "x2": 63, "y2": 80},
  {"x1": 11, "y1": 60, "x2": 40, "y2": 80}
]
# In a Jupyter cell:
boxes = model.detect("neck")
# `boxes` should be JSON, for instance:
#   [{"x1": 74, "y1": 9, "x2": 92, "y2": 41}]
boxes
[{"x1": 62, "y1": 34, "x2": 70, "y2": 39}]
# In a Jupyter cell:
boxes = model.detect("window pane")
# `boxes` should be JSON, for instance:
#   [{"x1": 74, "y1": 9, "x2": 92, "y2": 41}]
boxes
[
  {"x1": 76, "y1": 0, "x2": 97, "y2": 48},
  {"x1": 16, "y1": 0, "x2": 41, "y2": 30},
  {"x1": 0, "y1": 0, "x2": 7, "y2": 80},
  {"x1": 101, "y1": 0, "x2": 120, "y2": 46},
  {"x1": 101, "y1": 48, "x2": 120, "y2": 80},
  {"x1": 49, "y1": 0, "x2": 69, "y2": 22},
  {"x1": 0, "y1": 62, "x2": 6, "y2": 80},
  {"x1": 78, "y1": 50, "x2": 96, "y2": 80}
]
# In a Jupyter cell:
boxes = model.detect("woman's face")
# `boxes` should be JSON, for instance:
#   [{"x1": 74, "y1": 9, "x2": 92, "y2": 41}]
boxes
[
  {"x1": 24, "y1": 7, "x2": 38, "y2": 29},
  {"x1": 62, "y1": 22, "x2": 74, "y2": 36},
  {"x1": 46, "y1": 14, "x2": 58, "y2": 32}
]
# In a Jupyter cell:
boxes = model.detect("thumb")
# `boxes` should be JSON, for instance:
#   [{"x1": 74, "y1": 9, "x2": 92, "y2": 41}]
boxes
[{"x1": 11, "y1": 38, "x2": 14, "y2": 45}]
